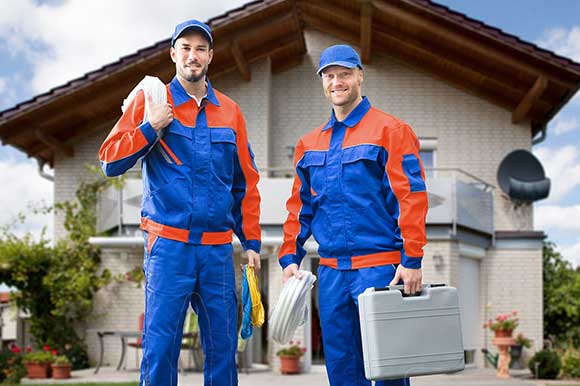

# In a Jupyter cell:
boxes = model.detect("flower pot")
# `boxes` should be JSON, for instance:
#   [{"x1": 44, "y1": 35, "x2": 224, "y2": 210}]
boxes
[
  {"x1": 25, "y1": 362, "x2": 50, "y2": 379},
  {"x1": 494, "y1": 329, "x2": 513, "y2": 338},
  {"x1": 279, "y1": 355, "x2": 300, "y2": 374},
  {"x1": 52, "y1": 364, "x2": 72, "y2": 379}
]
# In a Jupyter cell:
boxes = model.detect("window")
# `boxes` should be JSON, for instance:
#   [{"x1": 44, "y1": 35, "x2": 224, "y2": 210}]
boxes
[{"x1": 419, "y1": 139, "x2": 437, "y2": 178}]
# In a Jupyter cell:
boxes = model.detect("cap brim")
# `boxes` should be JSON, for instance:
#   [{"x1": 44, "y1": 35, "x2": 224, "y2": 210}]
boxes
[
  {"x1": 317, "y1": 61, "x2": 359, "y2": 76},
  {"x1": 172, "y1": 25, "x2": 213, "y2": 47}
]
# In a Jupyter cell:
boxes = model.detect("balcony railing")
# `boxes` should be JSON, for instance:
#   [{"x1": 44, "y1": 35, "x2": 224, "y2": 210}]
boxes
[{"x1": 96, "y1": 168, "x2": 494, "y2": 236}]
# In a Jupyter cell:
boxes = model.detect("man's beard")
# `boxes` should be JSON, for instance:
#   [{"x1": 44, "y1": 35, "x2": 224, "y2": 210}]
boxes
[{"x1": 180, "y1": 63, "x2": 208, "y2": 83}]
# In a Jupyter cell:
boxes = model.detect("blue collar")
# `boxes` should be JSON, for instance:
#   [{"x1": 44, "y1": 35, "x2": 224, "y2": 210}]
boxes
[
  {"x1": 170, "y1": 76, "x2": 220, "y2": 108},
  {"x1": 322, "y1": 96, "x2": 371, "y2": 131}
]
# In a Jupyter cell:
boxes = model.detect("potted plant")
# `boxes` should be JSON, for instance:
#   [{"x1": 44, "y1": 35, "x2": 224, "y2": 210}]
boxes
[
  {"x1": 483, "y1": 310, "x2": 519, "y2": 338},
  {"x1": 510, "y1": 333, "x2": 531, "y2": 369},
  {"x1": 276, "y1": 340, "x2": 306, "y2": 374},
  {"x1": 23, "y1": 349, "x2": 54, "y2": 379},
  {"x1": 51, "y1": 355, "x2": 72, "y2": 379}
]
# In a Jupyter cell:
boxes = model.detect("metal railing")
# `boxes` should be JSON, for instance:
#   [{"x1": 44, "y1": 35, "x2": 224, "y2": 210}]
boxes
[{"x1": 96, "y1": 168, "x2": 494, "y2": 236}]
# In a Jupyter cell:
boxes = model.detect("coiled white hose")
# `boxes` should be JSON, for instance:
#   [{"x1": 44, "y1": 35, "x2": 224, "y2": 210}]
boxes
[
  {"x1": 269, "y1": 271, "x2": 317, "y2": 344},
  {"x1": 121, "y1": 75, "x2": 167, "y2": 121}
]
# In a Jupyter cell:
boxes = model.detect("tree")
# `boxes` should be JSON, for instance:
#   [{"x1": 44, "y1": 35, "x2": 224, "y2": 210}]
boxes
[
  {"x1": 543, "y1": 241, "x2": 580, "y2": 348},
  {"x1": 0, "y1": 169, "x2": 116, "y2": 368}
]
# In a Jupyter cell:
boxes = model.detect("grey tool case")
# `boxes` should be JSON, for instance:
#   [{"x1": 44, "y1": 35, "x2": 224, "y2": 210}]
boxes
[{"x1": 358, "y1": 284, "x2": 465, "y2": 380}]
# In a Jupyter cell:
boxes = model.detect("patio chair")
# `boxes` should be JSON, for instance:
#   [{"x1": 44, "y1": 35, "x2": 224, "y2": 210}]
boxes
[
  {"x1": 180, "y1": 310, "x2": 204, "y2": 372},
  {"x1": 126, "y1": 312, "x2": 145, "y2": 370}
]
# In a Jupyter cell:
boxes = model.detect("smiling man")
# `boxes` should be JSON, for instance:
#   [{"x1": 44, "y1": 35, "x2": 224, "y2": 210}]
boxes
[
  {"x1": 279, "y1": 44, "x2": 429, "y2": 386},
  {"x1": 99, "y1": 19, "x2": 261, "y2": 386}
]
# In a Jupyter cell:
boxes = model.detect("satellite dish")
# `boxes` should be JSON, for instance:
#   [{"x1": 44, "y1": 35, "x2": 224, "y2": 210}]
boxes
[{"x1": 497, "y1": 149, "x2": 550, "y2": 202}]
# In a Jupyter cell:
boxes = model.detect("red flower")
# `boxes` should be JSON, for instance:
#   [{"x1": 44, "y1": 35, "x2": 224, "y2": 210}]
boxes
[
  {"x1": 10, "y1": 345, "x2": 20, "y2": 354},
  {"x1": 289, "y1": 340, "x2": 294, "y2": 345},
  {"x1": 52, "y1": 349, "x2": 58, "y2": 356},
  {"x1": 43, "y1": 345, "x2": 51, "y2": 351},
  {"x1": 301, "y1": 347, "x2": 307, "y2": 353},
  {"x1": 25, "y1": 346, "x2": 32, "y2": 353}
]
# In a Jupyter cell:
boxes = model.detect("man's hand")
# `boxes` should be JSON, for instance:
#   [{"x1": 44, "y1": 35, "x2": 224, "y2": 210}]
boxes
[
  {"x1": 246, "y1": 250, "x2": 261, "y2": 271},
  {"x1": 145, "y1": 91, "x2": 173, "y2": 132},
  {"x1": 282, "y1": 263, "x2": 302, "y2": 283},
  {"x1": 390, "y1": 265, "x2": 423, "y2": 295}
]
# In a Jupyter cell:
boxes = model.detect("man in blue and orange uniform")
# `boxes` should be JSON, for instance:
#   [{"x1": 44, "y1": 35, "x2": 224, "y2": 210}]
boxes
[
  {"x1": 99, "y1": 19, "x2": 261, "y2": 386},
  {"x1": 279, "y1": 45, "x2": 428, "y2": 386}
]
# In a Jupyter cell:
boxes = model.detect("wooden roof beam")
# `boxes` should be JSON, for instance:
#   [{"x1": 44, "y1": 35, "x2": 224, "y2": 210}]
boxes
[
  {"x1": 34, "y1": 130, "x2": 74, "y2": 157},
  {"x1": 373, "y1": 30, "x2": 523, "y2": 110},
  {"x1": 360, "y1": 0, "x2": 373, "y2": 63},
  {"x1": 230, "y1": 40, "x2": 251, "y2": 81},
  {"x1": 372, "y1": 1, "x2": 578, "y2": 90},
  {"x1": 210, "y1": 34, "x2": 302, "y2": 79},
  {"x1": 512, "y1": 76, "x2": 548, "y2": 124}
]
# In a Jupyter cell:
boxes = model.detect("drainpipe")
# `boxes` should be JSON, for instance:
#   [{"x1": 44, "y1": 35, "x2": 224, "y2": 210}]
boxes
[
  {"x1": 36, "y1": 158, "x2": 54, "y2": 182},
  {"x1": 531, "y1": 124, "x2": 547, "y2": 146}
]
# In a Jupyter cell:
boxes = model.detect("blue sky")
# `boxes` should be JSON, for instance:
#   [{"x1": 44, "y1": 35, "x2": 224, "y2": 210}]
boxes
[{"x1": 0, "y1": 0, "x2": 579, "y2": 266}]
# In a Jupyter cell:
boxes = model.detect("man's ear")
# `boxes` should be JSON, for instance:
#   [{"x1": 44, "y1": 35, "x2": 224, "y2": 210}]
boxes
[
  {"x1": 208, "y1": 48, "x2": 214, "y2": 65},
  {"x1": 170, "y1": 47, "x2": 177, "y2": 64},
  {"x1": 358, "y1": 69, "x2": 364, "y2": 86}
]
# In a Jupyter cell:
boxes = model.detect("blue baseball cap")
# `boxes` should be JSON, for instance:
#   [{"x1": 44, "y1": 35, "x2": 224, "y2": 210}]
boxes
[
  {"x1": 317, "y1": 44, "x2": 362, "y2": 76},
  {"x1": 171, "y1": 19, "x2": 213, "y2": 48}
]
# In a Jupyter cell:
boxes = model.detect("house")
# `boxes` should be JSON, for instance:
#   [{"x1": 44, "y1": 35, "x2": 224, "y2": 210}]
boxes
[
  {"x1": 1, "y1": 0, "x2": 579, "y2": 372},
  {"x1": 0, "y1": 292, "x2": 31, "y2": 350}
]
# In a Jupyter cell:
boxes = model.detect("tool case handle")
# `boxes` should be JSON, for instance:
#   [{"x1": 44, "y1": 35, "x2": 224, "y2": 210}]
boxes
[{"x1": 374, "y1": 283, "x2": 446, "y2": 297}]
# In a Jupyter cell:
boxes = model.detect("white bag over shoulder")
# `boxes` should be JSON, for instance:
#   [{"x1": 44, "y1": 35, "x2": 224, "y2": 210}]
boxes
[{"x1": 121, "y1": 76, "x2": 167, "y2": 122}]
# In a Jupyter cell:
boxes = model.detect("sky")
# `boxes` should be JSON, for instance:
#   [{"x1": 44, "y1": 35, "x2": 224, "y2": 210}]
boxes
[{"x1": 0, "y1": 0, "x2": 579, "y2": 266}]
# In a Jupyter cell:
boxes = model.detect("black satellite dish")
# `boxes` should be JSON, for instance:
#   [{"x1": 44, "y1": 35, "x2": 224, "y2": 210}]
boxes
[{"x1": 497, "y1": 149, "x2": 550, "y2": 202}]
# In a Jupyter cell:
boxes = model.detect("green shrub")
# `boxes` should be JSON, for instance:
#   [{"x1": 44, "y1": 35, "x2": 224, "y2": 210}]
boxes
[
  {"x1": 52, "y1": 355, "x2": 71, "y2": 366},
  {"x1": 0, "y1": 348, "x2": 26, "y2": 384},
  {"x1": 61, "y1": 341, "x2": 90, "y2": 370},
  {"x1": 529, "y1": 349, "x2": 561, "y2": 379},
  {"x1": 23, "y1": 350, "x2": 53, "y2": 364},
  {"x1": 560, "y1": 347, "x2": 580, "y2": 379}
]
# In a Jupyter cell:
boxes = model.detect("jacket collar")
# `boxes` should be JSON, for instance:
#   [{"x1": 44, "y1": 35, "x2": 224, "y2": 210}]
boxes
[
  {"x1": 322, "y1": 96, "x2": 371, "y2": 131},
  {"x1": 170, "y1": 76, "x2": 220, "y2": 108}
]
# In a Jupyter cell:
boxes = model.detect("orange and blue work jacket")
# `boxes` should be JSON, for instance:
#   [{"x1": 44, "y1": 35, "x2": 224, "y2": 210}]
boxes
[
  {"x1": 279, "y1": 97, "x2": 427, "y2": 270},
  {"x1": 99, "y1": 77, "x2": 261, "y2": 252}
]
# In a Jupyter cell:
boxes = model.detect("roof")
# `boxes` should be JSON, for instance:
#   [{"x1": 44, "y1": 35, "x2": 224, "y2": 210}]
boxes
[
  {"x1": 0, "y1": 292, "x2": 11, "y2": 304},
  {"x1": 0, "y1": 0, "x2": 579, "y2": 165}
]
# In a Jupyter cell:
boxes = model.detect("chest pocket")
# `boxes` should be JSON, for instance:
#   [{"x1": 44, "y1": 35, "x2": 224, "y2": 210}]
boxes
[
  {"x1": 341, "y1": 145, "x2": 384, "y2": 199},
  {"x1": 158, "y1": 121, "x2": 193, "y2": 165},
  {"x1": 210, "y1": 128, "x2": 237, "y2": 183},
  {"x1": 300, "y1": 151, "x2": 326, "y2": 198}
]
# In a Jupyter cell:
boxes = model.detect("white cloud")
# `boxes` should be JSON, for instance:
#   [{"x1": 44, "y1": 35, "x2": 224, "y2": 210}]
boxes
[
  {"x1": 535, "y1": 205, "x2": 580, "y2": 233},
  {"x1": 536, "y1": 26, "x2": 580, "y2": 62},
  {"x1": 551, "y1": 116, "x2": 578, "y2": 136},
  {"x1": 0, "y1": 157, "x2": 53, "y2": 240},
  {"x1": 534, "y1": 145, "x2": 580, "y2": 203},
  {"x1": 558, "y1": 242, "x2": 580, "y2": 268},
  {"x1": 0, "y1": 76, "x2": 20, "y2": 110},
  {"x1": 0, "y1": 0, "x2": 247, "y2": 94}
]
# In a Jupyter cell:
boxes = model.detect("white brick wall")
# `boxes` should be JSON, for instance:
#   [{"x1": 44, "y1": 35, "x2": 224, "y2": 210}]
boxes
[
  {"x1": 84, "y1": 247, "x2": 145, "y2": 368},
  {"x1": 54, "y1": 128, "x2": 110, "y2": 240},
  {"x1": 483, "y1": 247, "x2": 543, "y2": 361},
  {"x1": 213, "y1": 58, "x2": 271, "y2": 170}
]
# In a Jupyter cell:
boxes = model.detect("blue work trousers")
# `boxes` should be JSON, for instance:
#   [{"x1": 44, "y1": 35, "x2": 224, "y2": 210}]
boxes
[
  {"x1": 318, "y1": 264, "x2": 410, "y2": 386},
  {"x1": 140, "y1": 235, "x2": 238, "y2": 386}
]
